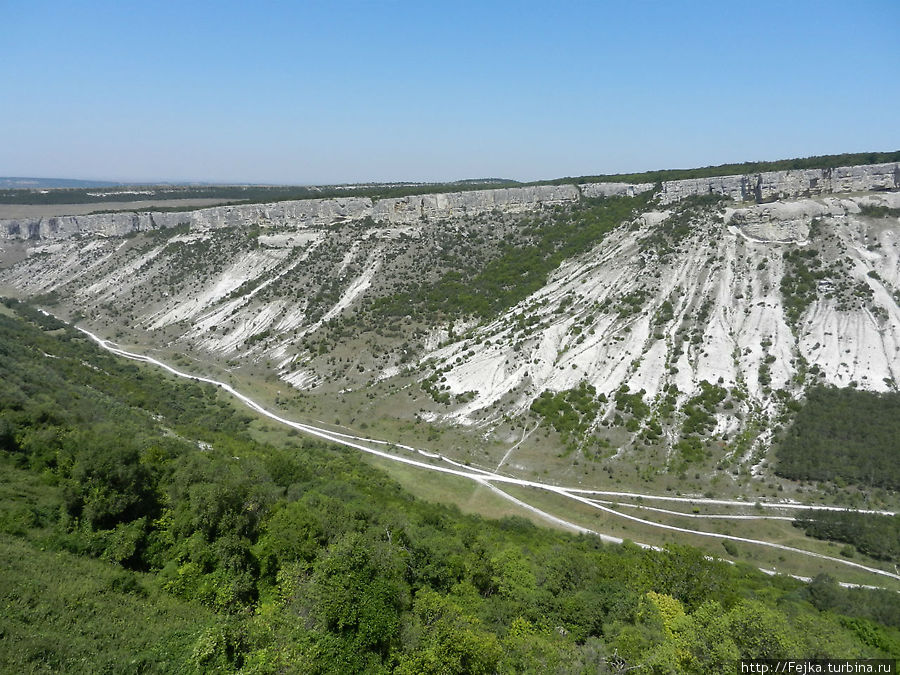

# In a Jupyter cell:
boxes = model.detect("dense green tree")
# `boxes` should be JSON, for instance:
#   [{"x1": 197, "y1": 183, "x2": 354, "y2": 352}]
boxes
[
  {"x1": 308, "y1": 532, "x2": 409, "y2": 658},
  {"x1": 395, "y1": 590, "x2": 502, "y2": 675}
]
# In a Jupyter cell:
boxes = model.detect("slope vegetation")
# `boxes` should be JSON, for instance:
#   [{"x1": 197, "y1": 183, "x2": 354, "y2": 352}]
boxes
[{"x1": 1, "y1": 300, "x2": 899, "y2": 672}]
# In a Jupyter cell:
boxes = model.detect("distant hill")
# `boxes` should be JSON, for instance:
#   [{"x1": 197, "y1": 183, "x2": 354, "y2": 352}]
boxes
[{"x1": 0, "y1": 177, "x2": 124, "y2": 189}]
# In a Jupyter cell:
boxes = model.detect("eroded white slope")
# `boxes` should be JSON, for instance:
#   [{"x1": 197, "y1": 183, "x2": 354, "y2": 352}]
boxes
[
  {"x1": 422, "y1": 193, "x2": 900, "y2": 429},
  {"x1": 146, "y1": 248, "x2": 290, "y2": 330}
]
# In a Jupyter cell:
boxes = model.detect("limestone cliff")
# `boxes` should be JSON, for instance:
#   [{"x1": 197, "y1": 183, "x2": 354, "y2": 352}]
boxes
[
  {"x1": 0, "y1": 185, "x2": 582, "y2": 241},
  {"x1": 657, "y1": 162, "x2": 900, "y2": 204},
  {"x1": 4, "y1": 162, "x2": 896, "y2": 242}
]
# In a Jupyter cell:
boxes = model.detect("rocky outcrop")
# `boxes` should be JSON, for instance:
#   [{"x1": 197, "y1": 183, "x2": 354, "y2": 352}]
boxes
[
  {"x1": 657, "y1": 162, "x2": 899, "y2": 204},
  {"x1": 0, "y1": 185, "x2": 581, "y2": 241},
  {"x1": 726, "y1": 191, "x2": 900, "y2": 244},
  {"x1": 2, "y1": 163, "x2": 898, "y2": 242},
  {"x1": 372, "y1": 184, "x2": 579, "y2": 222},
  {"x1": 0, "y1": 197, "x2": 375, "y2": 241},
  {"x1": 578, "y1": 181, "x2": 654, "y2": 198}
]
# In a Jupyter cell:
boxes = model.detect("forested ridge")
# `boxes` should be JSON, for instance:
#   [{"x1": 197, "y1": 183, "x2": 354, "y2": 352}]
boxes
[
  {"x1": 536, "y1": 150, "x2": 900, "y2": 186},
  {"x1": 1, "y1": 299, "x2": 898, "y2": 673},
  {"x1": 794, "y1": 511, "x2": 900, "y2": 563}
]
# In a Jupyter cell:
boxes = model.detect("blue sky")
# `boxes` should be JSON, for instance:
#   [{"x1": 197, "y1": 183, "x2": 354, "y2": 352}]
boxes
[{"x1": 3, "y1": 1, "x2": 899, "y2": 184}]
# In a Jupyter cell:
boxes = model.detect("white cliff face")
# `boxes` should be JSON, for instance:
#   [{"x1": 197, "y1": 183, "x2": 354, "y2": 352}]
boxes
[
  {"x1": 657, "y1": 162, "x2": 900, "y2": 205},
  {"x1": 372, "y1": 184, "x2": 581, "y2": 222},
  {"x1": 5, "y1": 163, "x2": 895, "y2": 243},
  {"x1": 0, "y1": 197, "x2": 375, "y2": 241},
  {"x1": 0, "y1": 185, "x2": 583, "y2": 241},
  {"x1": 579, "y1": 182, "x2": 654, "y2": 198}
]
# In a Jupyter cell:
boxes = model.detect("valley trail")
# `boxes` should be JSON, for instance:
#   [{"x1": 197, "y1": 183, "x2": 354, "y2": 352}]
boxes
[{"x1": 70, "y1": 318, "x2": 900, "y2": 586}]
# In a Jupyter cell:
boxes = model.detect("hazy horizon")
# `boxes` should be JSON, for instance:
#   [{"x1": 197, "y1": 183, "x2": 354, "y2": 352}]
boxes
[{"x1": 3, "y1": 147, "x2": 900, "y2": 190}]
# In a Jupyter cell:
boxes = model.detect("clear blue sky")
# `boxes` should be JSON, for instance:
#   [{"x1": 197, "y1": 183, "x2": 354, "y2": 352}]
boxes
[{"x1": 3, "y1": 0, "x2": 899, "y2": 184}]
